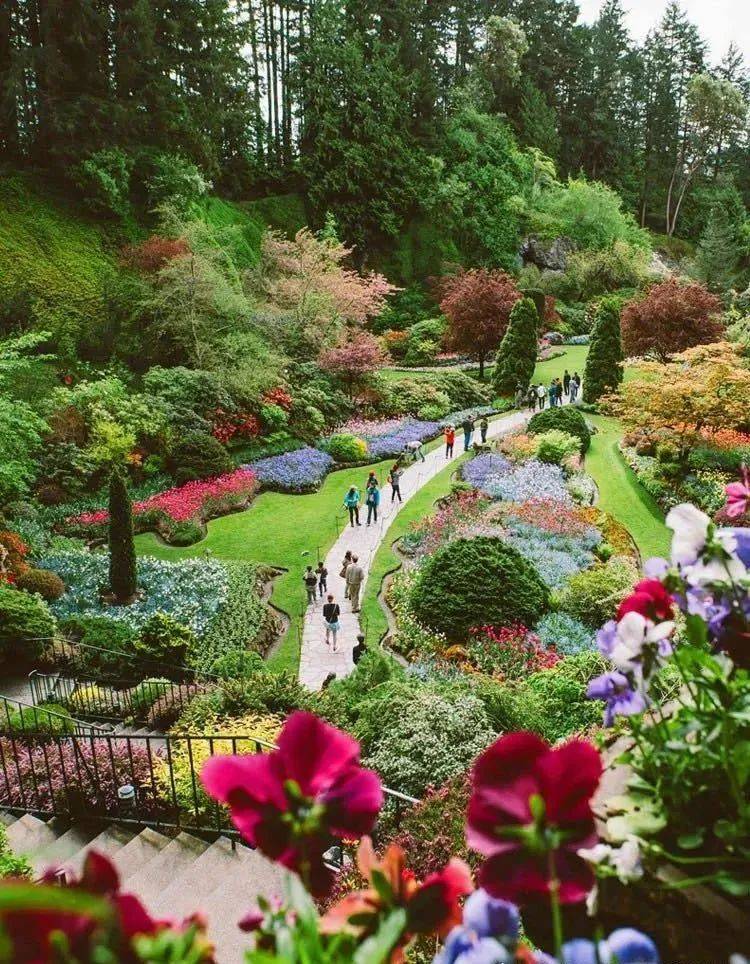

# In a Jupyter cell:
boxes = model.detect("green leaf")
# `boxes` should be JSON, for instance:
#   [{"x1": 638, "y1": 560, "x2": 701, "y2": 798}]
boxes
[
  {"x1": 676, "y1": 830, "x2": 705, "y2": 850},
  {"x1": 353, "y1": 909, "x2": 408, "y2": 964},
  {"x1": 285, "y1": 873, "x2": 319, "y2": 929},
  {"x1": 369, "y1": 868, "x2": 394, "y2": 906}
]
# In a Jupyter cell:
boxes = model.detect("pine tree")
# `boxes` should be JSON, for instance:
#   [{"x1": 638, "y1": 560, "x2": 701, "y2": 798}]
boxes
[
  {"x1": 108, "y1": 466, "x2": 137, "y2": 604},
  {"x1": 583, "y1": 297, "x2": 624, "y2": 403},
  {"x1": 693, "y1": 205, "x2": 738, "y2": 292},
  {"x1": 493, "y1": 297, "x2": 539, "y2": 396}
]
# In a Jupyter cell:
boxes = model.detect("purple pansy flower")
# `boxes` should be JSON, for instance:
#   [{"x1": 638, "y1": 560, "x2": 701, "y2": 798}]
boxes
[
  {"x1": 587, "y1": 672, "x2": 646, "y2": 726},
  {"x1": 434, "y1": 890, "x2": 519, "y2": 964}
]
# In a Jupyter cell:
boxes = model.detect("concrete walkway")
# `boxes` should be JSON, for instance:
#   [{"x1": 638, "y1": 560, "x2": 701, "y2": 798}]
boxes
[{"x1": 298, "y1": 408, "x2": 531, "y2": 689}]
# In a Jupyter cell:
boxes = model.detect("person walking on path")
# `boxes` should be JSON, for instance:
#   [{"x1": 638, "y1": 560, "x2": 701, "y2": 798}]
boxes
[
  {"x1": 343, "y1": 485, "x2": 361, "y2": 527},
  {"x1": 527, "y1": 385, "x2": 537, "y2": 411},
  {"x1": 462, "y1": 415, "x2": 475, "y2": 452},
  {"x1": 555, "y1": 379, "x2": 563, "y2": 406},
  {"x1": 536, "y1": 383, "x2": 546, "y2": 409},
  {"x1": 569, "y1": 375, "x2": 579, "y2": 402},
  {"x1": 548, "y1": 381, "x2": 557, "y2": 408},
  {"x1": 480, "y1": 416, "x2": 489, "y2": 444},
  {"x1": 366, "y1": 481, "x2": 380, "y2": 525},
  {"x1": 322, "y1": 594, "x2": 341, "y2": 651},
  {"x1": 572, "y1": 372, "x2": 581, "y2": 402},
  {"x1": 563, "y1": 370, "x2": 571, "y2": 396},
  {"x1": 444, "y1": 424, "x2": 455, "y2": 457},
  {"x1": 345, "y1": 555, "x2": 364, "y2": 612},
  {"x1": 365, "y1": 471, "x2": 378, "y2": 492},
  {"x1": 303, "y1": 565, "x2": 318, "y2": 606},
  {"x1": 389, "y1": 464, "x2": 403, "y2": 502},
  {"x1": 316, "y1": 561, "x2": 328, "y2": 598},
  {"x1": 340, "y1": 550, "x2": 353, "y2": 598}
]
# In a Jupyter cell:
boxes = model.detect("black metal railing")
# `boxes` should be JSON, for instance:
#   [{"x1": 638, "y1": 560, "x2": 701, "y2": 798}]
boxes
[
  {"x1": 0, "y1": 695, "x2": 107, "y2": 739},
  {"x1": 29, "y1": 671, "x2": 205, "y2": 725},
  {"x1": 37, "y1": 635, "x2": 205, "y2": 684},
  {"x1": 0, "y1": 730, "x2": 418, "y2": 840}
]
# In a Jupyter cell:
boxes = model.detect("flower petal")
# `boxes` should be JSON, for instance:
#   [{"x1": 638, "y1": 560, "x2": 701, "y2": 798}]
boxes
[{"x1": 277, "y1": 711, "x2": 361, "y2": 795}]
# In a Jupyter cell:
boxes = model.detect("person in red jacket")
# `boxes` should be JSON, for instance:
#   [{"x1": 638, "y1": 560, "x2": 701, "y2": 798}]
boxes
[{"x1": 444, "y1": 424, "x2": 455, "y2": 457}]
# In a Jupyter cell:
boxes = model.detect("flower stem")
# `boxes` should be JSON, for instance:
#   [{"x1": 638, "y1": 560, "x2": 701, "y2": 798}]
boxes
[{"x1": 548, "y1": 850, "x2": 564, "y2": 960}]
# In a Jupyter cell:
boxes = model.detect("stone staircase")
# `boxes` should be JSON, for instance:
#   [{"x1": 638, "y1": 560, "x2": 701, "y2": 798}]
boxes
[{"x1": 2, "y1": 812, "x2": 289, "y2": 962}]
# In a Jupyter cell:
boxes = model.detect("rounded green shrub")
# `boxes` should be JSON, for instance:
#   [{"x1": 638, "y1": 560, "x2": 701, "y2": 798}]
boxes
[
  {"x1": 164, "y1": 520, "x2": 203, "y2": 546},
  {"x1": 535, "y1": 429, "x2": 581, "y2": 465},
  {"x1": 128, "y1": 678, "x2": 171, "y2": 718},
  {"x1": 0, "y1": 702, "x2": 75, "y2": 737},
  {"x1": 326, "y1": 433, "x2": 368, "y2": 463},
  {"x1": 134, "y1": 612, "x2": 195, "y2": 669},
  {"x1": 409, "y1": 536, "x2": 550, "y2": 641},
  {"x1": 15, "y1": 567, "x2": 65, "y2": 601},
  {"x1": 0, "y1": 584, "x2": 56, "y2": 664},
  {"x1": 60, "y1": 616, "x2": 138, "y2": 681},
  {"x1": 528, "y1": 406, "x2": 591, "y2": 453},
  {"x1": 168, "y1": 431, "x2": 232, "y2": 482},
  {"x1": 556, "y1": 555, "x2": 638, "y2": 627}
]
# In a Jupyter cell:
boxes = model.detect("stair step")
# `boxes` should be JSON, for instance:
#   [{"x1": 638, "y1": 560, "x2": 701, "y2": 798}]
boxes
[
  {"x1": 31, "y1": 825, "x2": 99, "y2": 877},
  {"x1": 150, "y1": 837, "x2": 253, "y2": 919},
  {"x1": 0, "y1": 812, "x2": 17, "y2": 827},
  {"x1": 201, "y1": 849, "x2": 290, "y2": 964},
  {"x1": 106, "y1": 826, "x2": 172, "y2": 881},
  {"x1": 5, "y1": 813, "x2": 56, "y2": 856},
  {"x1": 123, "y1": 832, "x2": 210, "y2": 907},
  {"x1": 66, "y1": 824, "x2": 139, "y2": 876}
]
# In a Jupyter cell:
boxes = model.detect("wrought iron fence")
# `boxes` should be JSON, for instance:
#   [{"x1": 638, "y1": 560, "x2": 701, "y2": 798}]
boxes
[
  {"x1": 0, "y1": 730, "x2": 418, "y2": 841},
  {"x1": 0, "y1": 696, "x2": 107, "y2": 739}
]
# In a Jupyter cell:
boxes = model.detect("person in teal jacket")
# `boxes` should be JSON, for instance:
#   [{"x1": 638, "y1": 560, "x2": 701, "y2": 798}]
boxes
[
  {"x1": 343, "y1": 485, "x2": 361, "y2": 527},
  {"x1": 366, "y1": 481, "x2": 381, "y2": 525}
]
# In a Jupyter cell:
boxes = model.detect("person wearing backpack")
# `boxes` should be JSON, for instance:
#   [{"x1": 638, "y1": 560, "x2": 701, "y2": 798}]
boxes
[
  {"x1": 303, "y1": 565, "x2": 318, "y2": 606},
  {"x1": 536, "y1": 383, "x2": 546, "y2": 409},
  {"x1": 366, "y1": 481, "x2": 381, "y2": 525},
  {"x1": 322, "y1": 594, "x2": 341, "y2": 651}
]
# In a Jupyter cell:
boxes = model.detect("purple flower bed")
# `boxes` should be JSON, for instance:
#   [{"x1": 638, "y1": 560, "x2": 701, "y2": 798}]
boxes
[
  {"x1": 366, "y1": 419, "x2": 442, "y2": 459},
  {"x1": 247, "y1": 446, "x2": 334, "y2": 492},
  {"x1": 464, "y1": 455, "x2": 571, "y2": 505}
]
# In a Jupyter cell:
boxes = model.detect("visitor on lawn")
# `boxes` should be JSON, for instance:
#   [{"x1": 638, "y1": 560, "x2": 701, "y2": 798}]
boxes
[
  {"x1": 366, "y1": 481, "x2": 380, "y2": 525},
  {"x1": 343, "y1": 485, "x2": 361, "y2": 526},
  {"x1": 548, "y1": 382, "x2": 557, "y2": 407},
  {"x1": 345, "y1": 555, "x2": 364, "y2": 612},
  {"x1": 462, "y1": 415, "x2": 475, "y2": 451},
  {"x1": 316, "y1": 561, "x2": 328, "y2": 597},
  {"x1": 563, "y1": 370, "x2": 571, "y2": 395},
  {"x1": 536, "y1": 383, "x2": 546, "y2": 409},
  {"x1": 303, "y1": 565, "x2": 318, "y2": 605},
  {"x1": 480, "y1": 416, "x2": 489, "y2": 443},
  {"x1": 389, "y1": 464, "x2": 403, "y2": 502},
  {"x1": 323, "y1": 594, "x2": 341, "y2": 651},
  {"x1": 340, "y1": 550, "x2": 353, "y2": 597},
  {"x1": 555, "y1": 379, "x2": 563, "y2": 405},
  {"x1": 527, "y1": 385, "x2": 537, "y2": 411},
  {"x1": 444, "y1": 424, "x2": 455, "y2": 457},
  {"x1": 404, "y1": 438, "x2": 426, "y2": 463}
]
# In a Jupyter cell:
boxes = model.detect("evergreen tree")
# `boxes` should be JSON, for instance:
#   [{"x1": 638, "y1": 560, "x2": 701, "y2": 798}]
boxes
[
  {"x1": 108, "y1": 466, "x2": 137, "y2": 604},
  {"x1": 493, "y1": 297, "x2": 539, "y2": 396},
  {"x1": 583, "y1": 297, "x2": 624, "y2": 403},
  {"x1": 693, "y1": 205, "x2": 738, "y2": 292}
]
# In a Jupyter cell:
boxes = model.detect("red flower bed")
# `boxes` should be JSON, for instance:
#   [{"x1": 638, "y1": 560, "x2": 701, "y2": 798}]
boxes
[
  {"x1": 503, "y1": 499, "x2": 594, "y2": 539},
  {"x1": 467, "y1": 623, "x2": 561, "y2": 679},
  {"x1": 262, "y1": 386, "x2": 293, "y2": 411},
  {"x1": 210, "y1": 409, "x2": 262, "y2": 443},
  {"x1": 68, "y1": 469, "x2": 258, "y2": 539}
]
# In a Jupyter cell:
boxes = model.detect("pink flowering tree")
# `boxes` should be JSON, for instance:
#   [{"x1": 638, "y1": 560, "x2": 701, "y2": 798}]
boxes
[{"x1": 319, "y1": 331, "x2": 388, "y2": 399}]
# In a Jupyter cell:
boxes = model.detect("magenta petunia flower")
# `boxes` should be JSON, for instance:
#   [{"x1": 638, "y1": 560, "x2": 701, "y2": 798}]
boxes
[
  {"x1": 201, "y1": 711, "x2": 383, "y2": 895},
  {"x1": 725, "y1": 468, "x2": 750, "y2": 520},
  {"x1": 617, "y1": 579, "x2": 674, "y2": 623},
  {"x1": 467, "y1": 732, "x2": 602, "y2": 906}
]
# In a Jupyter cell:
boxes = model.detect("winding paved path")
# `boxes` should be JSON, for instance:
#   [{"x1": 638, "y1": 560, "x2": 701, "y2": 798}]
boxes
[{"x1": 298, "y1": 408, "x2": 532, "y2": 689}]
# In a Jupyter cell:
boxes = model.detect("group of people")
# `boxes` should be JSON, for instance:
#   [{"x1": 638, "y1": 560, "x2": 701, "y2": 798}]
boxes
[
  {"x1": 303, "y1": 549, "x2": 365, "y2": 654},
  {"x1": 445, "y1": 415, "x2": 489, "y2": 457},
  {"x1": 525, "y1": 369, "x2": 581, "y2": 411}
]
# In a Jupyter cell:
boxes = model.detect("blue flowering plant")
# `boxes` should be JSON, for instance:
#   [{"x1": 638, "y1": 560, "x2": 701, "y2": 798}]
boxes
[
  {"x1": 586, "y1": 485, "x2": 750, "y2": 898},
  {"x1": 248, "y1": 446, "x2": 334, "y2": 492}
]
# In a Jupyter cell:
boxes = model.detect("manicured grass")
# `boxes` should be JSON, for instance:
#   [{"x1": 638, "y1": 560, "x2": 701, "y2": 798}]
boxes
[
  {"x1": 359, "y1": 453, "x2": 470, "y2": 644},
  {"x1": 585, "y1": 413, "x2": 671, "y2": 560},
  {"x1": 531, "y1": 344, "x2": 589, "y2": 385},
  {"x1": 134, "y1": 457, "x2": 398, "y2": 674}
]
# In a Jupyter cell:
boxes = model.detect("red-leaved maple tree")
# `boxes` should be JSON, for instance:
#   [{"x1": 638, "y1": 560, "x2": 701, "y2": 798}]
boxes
[
  {"x1": 120, "y1": 235, "x2": 190, "y2": 273},
  {"x1": 319, "y1": 331, "x2": 388, "y2": 398},
  {"x1": 621, "y1": 277, "x2": 723, "y2": 362},
  {"x1": 439, "y1": 269, "x2": 521, "y2": 379}
]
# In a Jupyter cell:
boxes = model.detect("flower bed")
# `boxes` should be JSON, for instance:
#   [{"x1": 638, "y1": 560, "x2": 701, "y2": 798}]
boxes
[
  {"x1": 246, "y1": 446, "x2": 334, "y2": 492},
  {"x1": 40, "y1": 551, "x2": 229, "y2": 637},
  {"x1": 467, "y1": 623, "x2": 561, "y2": 678},
  {"x1": 66, "y1": 468, "x2": 258, "y2": 545},
  {"x1": 365, "y1": 419, "x2": 442, "y2": 459},
  {"x1": 464, "y1": 456, "x2": 572, "y2": 505}
]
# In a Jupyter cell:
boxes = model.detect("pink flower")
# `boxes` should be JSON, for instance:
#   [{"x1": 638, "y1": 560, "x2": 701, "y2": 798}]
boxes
[
  {"x1": 201, "y1": 712, "x2": 383, "y2": 895},
  {"x1": 725, "y1": 468, "x2": 750, "y2": 520},
  {"x1": 617, "y1": 579, "x2": 674, "y2": 623},
  {"x1": 467, "y1": 732, "x2": 602, "y2": 906}
]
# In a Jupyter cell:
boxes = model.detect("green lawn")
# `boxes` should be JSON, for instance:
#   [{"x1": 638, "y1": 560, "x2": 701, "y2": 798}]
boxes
[
  {"x1": 585, "y1": 413, "x2": 670, "y2": 560},
  {"x1": 359, "y1": 453, "x2": 470, "y2": 644},
  {"x1": 531, "y1": 344, "x2": 588, "y2": 385}
]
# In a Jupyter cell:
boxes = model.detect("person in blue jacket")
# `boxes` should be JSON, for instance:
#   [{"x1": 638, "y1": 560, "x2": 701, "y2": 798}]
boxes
[{"x1": 366, "y1": 481, "x2": 381, "y2": 525}]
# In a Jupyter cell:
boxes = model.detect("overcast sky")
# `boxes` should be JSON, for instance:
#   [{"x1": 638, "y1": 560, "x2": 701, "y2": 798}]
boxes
[{"x1": 577, "y1": 0, "x2": 749, "y2": 64}]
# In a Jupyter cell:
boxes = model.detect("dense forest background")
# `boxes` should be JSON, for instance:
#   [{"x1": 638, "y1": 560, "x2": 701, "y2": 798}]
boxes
[{"x1": 2, "y1": 0, "x2": 749, "y2": 258}]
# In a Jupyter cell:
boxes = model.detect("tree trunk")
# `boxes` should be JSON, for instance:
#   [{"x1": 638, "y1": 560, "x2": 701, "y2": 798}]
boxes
[{"x1": 478, "y1": 354, "x2": 485, "y2": 380}]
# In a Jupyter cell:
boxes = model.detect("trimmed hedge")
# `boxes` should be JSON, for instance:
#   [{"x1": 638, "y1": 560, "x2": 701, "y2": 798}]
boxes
[
  {"x1": 527, "y1": 406, "x2": 591, "y2": 453},
  {"x1": 409, "y1": 536, "x2": 550, "y2": 641}
]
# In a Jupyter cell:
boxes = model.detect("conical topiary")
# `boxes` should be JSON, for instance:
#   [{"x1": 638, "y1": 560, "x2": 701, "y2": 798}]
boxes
[
  {"x1": 583, "y1": 296, "x2": 623, "y2": 403},
  {"x1": 492, "y1": 297, "x2": 539, "y2": 396},
  {"x1": 108, "y1": 466, "x2": 137, "y2": 603}
]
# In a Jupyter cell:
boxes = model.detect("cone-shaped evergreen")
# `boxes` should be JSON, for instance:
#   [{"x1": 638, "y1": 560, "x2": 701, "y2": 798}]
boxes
[
  {"x1": 583, "y1": 296, "x2": 624, "y2": 403},
  {"x1": 492, "y1": 297, "x2": 539, "y2": 396},
  {"x1": 109, "y1": 466, "x2": 137, "y2": 603}
]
